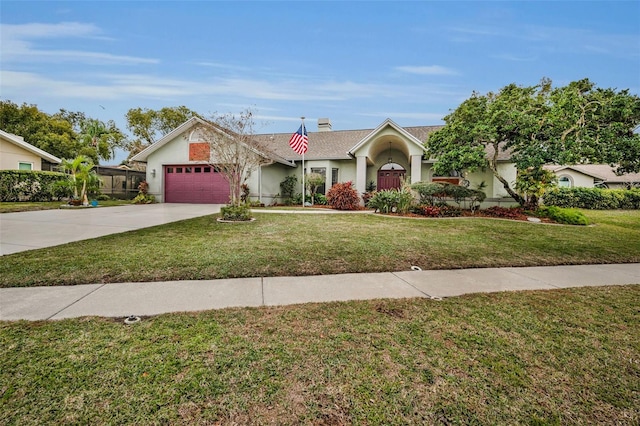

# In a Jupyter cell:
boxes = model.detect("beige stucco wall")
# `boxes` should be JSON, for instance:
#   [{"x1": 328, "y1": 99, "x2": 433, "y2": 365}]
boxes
[
  {"x1": 145, "y1": 133, "x2": 197, "y2": 202},
  {"x1": 0, "y1": 137, "x2": 42, "y2": 170},
  {"x1": 554, "y1": 170, "x2": 595, "y2": 188},
  {"x1": 251, "y1": 159, "x2": 358, "y2": 204}
]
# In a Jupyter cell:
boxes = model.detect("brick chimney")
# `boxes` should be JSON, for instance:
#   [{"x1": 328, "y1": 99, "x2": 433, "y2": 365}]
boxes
[{"x1": 318, "y1": 118, "x2": 332, "y2": 132}]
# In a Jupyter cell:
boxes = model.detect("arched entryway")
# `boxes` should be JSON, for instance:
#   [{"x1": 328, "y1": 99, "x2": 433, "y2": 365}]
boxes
[{"x1": 377, "y1": 163, "x2": 406, "y2": 190}]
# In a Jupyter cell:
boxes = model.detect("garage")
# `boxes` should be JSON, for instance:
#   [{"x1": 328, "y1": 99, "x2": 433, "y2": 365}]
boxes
[{"x1": 164, "y1": 165, "x2": 230, "y2": 203}]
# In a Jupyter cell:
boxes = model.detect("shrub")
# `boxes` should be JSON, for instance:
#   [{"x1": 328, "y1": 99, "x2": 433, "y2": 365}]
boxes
[
  {"x1": 292, "y1": 192, "x2": 328, "y2": 205},
  {"x1": 538, "y1": 206, "x2": 589, "y2": 225},
  {"x1": 368, "y1": 188, "x2": 414, "y2": 214},
  {"x1": 279, "y1": 176, "x2": 297, "y2": 204},
  {"x1": 0, "y1": 170, "x2": 69, "y2": 202},
  {"x1": 326, "y1": 181, "x2": 360, "y2": 210},
  {"x1": 411, "y1": 182, "x2": 445, "y2": 205},
  {"x1": 131, "y1": 193, "x2": 155, "y2": 204},
  {"x1": 415, "y1": 205, "x2": 462, "y2": 217},
  {"x1": 483, "y1": 206, "x2": 525, "y2": 219},
  {"x1": 411, "y1": 181, "x2": 486, "y2": 210},
  {"x1": 418, "y1": 205, "x2": 441, "y2": 217},
  {"x1": 220, "y1": 204, "x2": 252, "y2": 221},
  {"x1": 544, "y1": 187, "x2": 640, "y2": 210},
  {"x1": 51, "y1": 179, "x2": 74, "y2": 200}
]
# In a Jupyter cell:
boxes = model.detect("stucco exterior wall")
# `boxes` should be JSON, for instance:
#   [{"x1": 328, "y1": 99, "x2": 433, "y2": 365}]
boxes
[
  {"x1": 555, "y1": 170, "x2": 595, "y2": 188},
  {"x1": 145, "y1": 133, "x2": 195, "y2": 202},
  {"x1": 0, "y1": 138, "x2": 42, "y2": 170}
]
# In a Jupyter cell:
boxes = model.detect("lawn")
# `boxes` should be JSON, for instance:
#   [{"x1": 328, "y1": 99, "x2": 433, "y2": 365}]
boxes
[
  {"x1": 1, "y1": 285, "x2": 638, "y2": 425},
  {"x1": 1, "y1": 209, "x2": 639, "y2": 288},
  {"x1": 0, "y1": 199, "x2": 131, "y2": 213},
  {"x1": 1, "y1": 208, "x2": 638, "y2": 424}
]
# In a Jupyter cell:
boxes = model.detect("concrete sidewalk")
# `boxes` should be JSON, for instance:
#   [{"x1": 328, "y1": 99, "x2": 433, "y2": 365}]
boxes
[{"x1": 1, "y1": 263, "x2": 638, "y2": 321}]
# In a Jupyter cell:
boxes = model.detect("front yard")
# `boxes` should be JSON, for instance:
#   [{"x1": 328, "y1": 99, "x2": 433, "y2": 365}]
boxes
[
  {"x1": 1, "y1": 285, "x2": 638, "y2": 424},
  {"x1": 1, "y1": 208, "x2": 638, "y2": 424},
  {"x1": 1, "y1": 209, "x2": 639, "y2": 288}
]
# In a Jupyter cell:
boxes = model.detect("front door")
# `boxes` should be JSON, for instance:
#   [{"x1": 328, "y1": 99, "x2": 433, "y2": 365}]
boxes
[{"x1": 377, "y1": 164, "x2": 406, "y2": 190}]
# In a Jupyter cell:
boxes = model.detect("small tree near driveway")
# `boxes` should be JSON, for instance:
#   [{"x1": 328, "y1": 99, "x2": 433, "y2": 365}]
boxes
[{"x1": 197, "y1": 109, "x2": 274, "y2": 208}]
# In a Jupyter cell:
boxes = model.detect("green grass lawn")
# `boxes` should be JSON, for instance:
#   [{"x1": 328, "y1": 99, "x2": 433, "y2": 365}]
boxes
[
  {"x1": 1, "y1": 285, "x2": 638, "y2": 425},
  {"x1": 1, "y1": 209, "x2": 639, "y2": 288},
  {"x1": 0, "y1": 199, "x2": 131, "y2": 213},
  {"x1": 1, "y1": 208, "x2": 638, "y2": 424}
]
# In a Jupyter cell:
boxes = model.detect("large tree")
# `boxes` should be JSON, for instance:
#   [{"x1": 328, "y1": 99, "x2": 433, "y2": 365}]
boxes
[
  {"x1": 427, "y1": 78, "x2": 640, "y2": 208},
  {"x1": 0, "y1": 101, "x2": 128, "y2": 164},
  {"x1": 196, "y1": 110, "x2": 274, "y2": 207},
  {"x1": 125, "y1": 106, "x2": 200, "y2": 157},
  {"x1": 0, "y1": 100, "x2": 78, "y2": 160},
  {"x1": 77, "y1": 118, "x2": 127, "y2": 162}
]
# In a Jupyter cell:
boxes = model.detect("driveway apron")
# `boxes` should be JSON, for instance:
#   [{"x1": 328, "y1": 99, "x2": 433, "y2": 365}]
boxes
[{"x1": 0, "y1": 204, "x2": 220, "y2": 255}]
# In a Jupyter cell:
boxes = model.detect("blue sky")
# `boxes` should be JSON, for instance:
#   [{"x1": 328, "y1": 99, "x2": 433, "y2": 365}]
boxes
[{"x1": 1, "y1": 1, "x2": 639, "y2": 164}]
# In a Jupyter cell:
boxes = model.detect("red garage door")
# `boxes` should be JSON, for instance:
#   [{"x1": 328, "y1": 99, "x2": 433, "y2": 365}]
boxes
[{"x1": 165, "y1": 165, "x2": 230, "y2": 203}]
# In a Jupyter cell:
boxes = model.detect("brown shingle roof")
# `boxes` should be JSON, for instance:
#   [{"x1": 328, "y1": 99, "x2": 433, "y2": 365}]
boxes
[
  {"x1": 545, "y1": 164, "x2": 640, "y2": 183},
  {"x1": 252, "y1": 125, "x2": 444, "y2": 161}
]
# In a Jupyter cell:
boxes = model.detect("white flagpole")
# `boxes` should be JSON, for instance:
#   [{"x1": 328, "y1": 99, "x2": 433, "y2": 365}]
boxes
[{"x1": 301, "y1": 116, "x2": 305, "y2": 207}]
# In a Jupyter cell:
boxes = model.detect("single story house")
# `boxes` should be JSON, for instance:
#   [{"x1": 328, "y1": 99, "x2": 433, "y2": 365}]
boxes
[
  {"x1": 544, "y1": 165, "x2": 640, "y2": 189},
  {"x1": 131, "y1": 117, "x2": 518, "y2": 206},
  {"x1": 0, "y1": 129, "x2": 61, "y2": 171}
]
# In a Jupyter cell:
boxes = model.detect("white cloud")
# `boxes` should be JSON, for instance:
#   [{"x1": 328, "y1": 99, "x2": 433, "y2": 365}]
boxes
[
  {"x1": 1, "y1": 22, "x2": 100, "y2": 38},
  {"x1": 395, "y1": 65, "x2": 459, "y2": 76},
  {"x1": 0, "y1": 21, "x2": 158, "y2": 65}
]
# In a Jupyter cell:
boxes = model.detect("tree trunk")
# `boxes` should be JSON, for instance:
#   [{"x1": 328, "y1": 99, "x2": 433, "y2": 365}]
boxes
[{"x1": 488, "y1": 163, "x2": 526, "y2": 207}]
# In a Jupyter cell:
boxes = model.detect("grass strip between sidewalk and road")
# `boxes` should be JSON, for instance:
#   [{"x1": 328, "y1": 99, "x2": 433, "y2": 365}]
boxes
[
  {"x1": 1, "y1": 209, "x2": 639, "y2": 288},
  {"x1": 1, "y1": 285, "x2": 638, "y2": 424}
]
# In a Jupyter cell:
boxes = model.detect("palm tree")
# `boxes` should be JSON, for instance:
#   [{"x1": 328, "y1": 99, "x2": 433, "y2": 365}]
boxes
[
  {"x1": 60, "y1": 155, "x2": 94, "y2": 202},
  {"x1": 79, "y1": 118, "x2": 126, "y2": 162}
]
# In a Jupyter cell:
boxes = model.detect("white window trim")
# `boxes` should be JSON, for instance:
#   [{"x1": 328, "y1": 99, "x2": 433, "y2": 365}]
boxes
[
  {"x1": 18, "y1": 162, "x2": 33, "y2": 170},
  {"x1": 558, "y1": 174, "x2": 573, "y2": 188}
]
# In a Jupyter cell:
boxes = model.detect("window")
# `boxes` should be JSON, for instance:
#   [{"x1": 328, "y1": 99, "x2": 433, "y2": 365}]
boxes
[
  {"x1": 558, "y1": 175, "x2": 572, "y2": 188},
  {"x1": 195, "y1": 167, "x2": 202, "y2": 173},
  {"x1": 185, "y1": 167, "x2": 192, "y2": 173},
  {"x1": 310, "y1": 167, "x2": 326, "y2": 194},
  {"x1": 332, "y1": 168, "x2": 338, "y2": 187},
  {"x1": 204, "y1": 167, "x2": 211, "y2": 173},
  {"x1": 167, "y1": 167, "x2": 174, "y2": 173},
  {"x1": 19, "y1": 162, "x2": 32, "y2": 170},
  {"x1": 176, "y1": 167, "x2": 183, "y2": 173}
]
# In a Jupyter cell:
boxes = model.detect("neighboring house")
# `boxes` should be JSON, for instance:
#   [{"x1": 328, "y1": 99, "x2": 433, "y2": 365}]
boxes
[
  {"x1": 131, "y1": 117, "x2": 518, "y2": 206},
  {"x1": 0, "y1": 129, "x2": 61, "y2": 171},
  {"x1": 545, "y1": 165, "x2": 640, "y2": 189},
  {"x1": 95, "y1": 165, "x2": 146, "y2": 199}
]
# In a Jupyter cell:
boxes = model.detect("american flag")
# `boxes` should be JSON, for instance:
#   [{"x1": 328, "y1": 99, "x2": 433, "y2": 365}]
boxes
[{"x1": 288, "y1": 124, "x2": 308, "y2": 155}]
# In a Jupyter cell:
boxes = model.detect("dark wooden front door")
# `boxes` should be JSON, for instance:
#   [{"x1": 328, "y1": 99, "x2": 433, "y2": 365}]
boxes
[{"x1": 377, "y1": 168, "x2": 406, "y2": 190}]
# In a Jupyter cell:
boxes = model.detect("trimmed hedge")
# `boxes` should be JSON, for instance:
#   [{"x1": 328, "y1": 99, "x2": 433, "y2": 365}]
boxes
[
  {"x1": 544, "y1": 187, "x2": 640, "y2": 210},
  {"x1": 537, "y1": 206, "x2": 589, "y2": 226},
  {"x1": 0, "y1": 170, "x2": 69, "y2": 202}
]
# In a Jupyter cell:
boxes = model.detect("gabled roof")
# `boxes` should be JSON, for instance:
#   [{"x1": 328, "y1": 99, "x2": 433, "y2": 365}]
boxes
[
  {"x1": 130, "y1": 117, "x2": 294, "y2": 166},
  {"x1": 347, "y1": 118, "x2": 430, "y2": 155},
  {"x1": 0, "y1": 129, "x2": 62, "y2": 164},
  {"x1": 252, "y1": 120, "x2": 443, "y2": 161},
  {"x1": 130, "y1": 117, "x2": 209, "y2": 162},
  {"x1": 544, "y1": 164, "x2": 640, "y2": 183}
]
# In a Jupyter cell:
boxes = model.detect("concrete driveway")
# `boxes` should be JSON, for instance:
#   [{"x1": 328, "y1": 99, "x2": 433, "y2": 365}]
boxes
[{"x1": 0, "y1": 203, "x2": 221, "y2": 255}]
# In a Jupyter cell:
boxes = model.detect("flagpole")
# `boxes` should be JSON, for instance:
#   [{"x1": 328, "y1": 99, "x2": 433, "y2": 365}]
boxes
[{"x1": 301, "y1": 116, "x2": 305, "y2": 208}]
